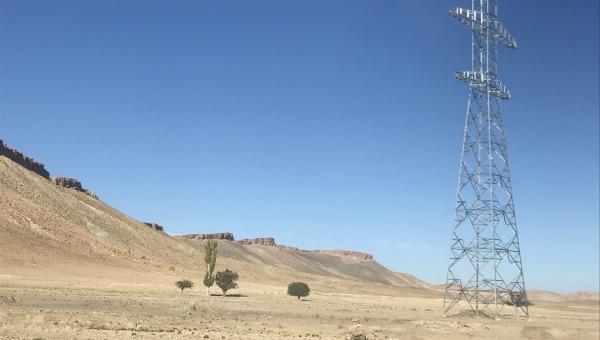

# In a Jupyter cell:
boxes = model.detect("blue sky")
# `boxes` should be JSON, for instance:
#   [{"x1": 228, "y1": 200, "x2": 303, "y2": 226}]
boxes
[{"x1": 1, "y1": 0, "x2": 598, "y2": 294}]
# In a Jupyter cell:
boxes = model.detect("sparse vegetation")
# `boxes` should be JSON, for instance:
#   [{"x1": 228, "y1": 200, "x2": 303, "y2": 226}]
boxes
[
  {"x1": 287, "y1": 282, "x2": 310, "y2": 300},
  {"x1": 203, "y1": 240, "x2": 218, "y2": 295},
  {"x1": 215, "y1": 268, "x2": 238, "y2": 296},
  {"x1": 175, "y1": 279, "x2": 194, "y2": 294}
]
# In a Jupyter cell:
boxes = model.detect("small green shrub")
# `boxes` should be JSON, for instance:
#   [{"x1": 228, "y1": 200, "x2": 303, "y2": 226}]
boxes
[{"x1": 175, "y1": 279, "x2": 194, "y2": 294}]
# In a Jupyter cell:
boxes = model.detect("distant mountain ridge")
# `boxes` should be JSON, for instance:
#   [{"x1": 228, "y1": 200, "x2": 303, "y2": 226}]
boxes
[
  {"x1": 181, "y1": 233, "x2": 375, "y2": 261},
  {"x1": 526, "y1": 290, "x2": 600, "y2": 303}
]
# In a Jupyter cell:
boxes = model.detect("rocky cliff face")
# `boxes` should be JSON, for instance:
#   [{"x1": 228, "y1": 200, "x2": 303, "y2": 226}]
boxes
[
  {"x1": 1, "y1": 140, "x2": 98, "y2": 199},
  {"x1": 51, "y1": 177, "x2": 98, "y2": 199},
  {"x1": 181, "y1": 233, "x2": 235, "y2": 241},
  {"x1": 237, "y1": 238, "x2": 277, "y2": 246},
  {"x1": 0, "y1": 139, "x2": 50, "y2": 179},
  {"x1": 143, "y1": 222, "x2": 164, "y2": 232},
  {"x1": 51, "y1": 177, "x2": 85, "y2": 190}
]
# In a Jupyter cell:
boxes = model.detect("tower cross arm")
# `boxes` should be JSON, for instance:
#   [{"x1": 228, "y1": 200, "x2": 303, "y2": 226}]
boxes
[
  {"x1": 455, "y1": 71, "x2": 512, "y2": 100},
  {"x1": 449, "y1": 7, "x2": 517, "y2": 49}
]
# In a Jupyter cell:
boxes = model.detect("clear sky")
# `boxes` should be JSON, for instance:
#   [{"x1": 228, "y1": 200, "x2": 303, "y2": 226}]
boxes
[{"x1": 1, "y1": 0, "x2": 598, "y2": 294}]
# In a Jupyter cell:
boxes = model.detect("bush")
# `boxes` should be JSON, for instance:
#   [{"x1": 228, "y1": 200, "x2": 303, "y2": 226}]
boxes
[
  {"x1": 175, "y1": 279, "x2": 194, "y2": 294},
  {"x1": 215, "y1": 269, "x2": 238, "y2": 296},
  {"x1": 287, "y1": 282, "x2": 310, "y2": 300}
]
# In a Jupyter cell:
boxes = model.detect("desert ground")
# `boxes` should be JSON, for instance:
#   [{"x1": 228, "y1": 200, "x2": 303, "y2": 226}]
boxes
[{"x1": 1, "y1": 268, "x2": 598, "y2": 340}]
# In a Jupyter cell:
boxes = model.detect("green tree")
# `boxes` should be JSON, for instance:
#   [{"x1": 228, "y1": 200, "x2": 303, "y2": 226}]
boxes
[
  {"x1": 175, "y1": 279, "x2": 194, "y2": 294},
  {"x1": 287, "y1": 282, "x2": 310, "y2": 300},
  {"x1": 215, "y1": 268, "x2": 238, "y2": 296},
  {"x1": 203, "y1": 239, "x2": 218, "y2": 295}
]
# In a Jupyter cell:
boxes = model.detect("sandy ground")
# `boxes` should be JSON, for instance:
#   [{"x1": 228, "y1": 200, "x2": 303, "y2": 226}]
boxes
[{"x1": 0, "y1": 273, "x2": 598, "y2": 340}]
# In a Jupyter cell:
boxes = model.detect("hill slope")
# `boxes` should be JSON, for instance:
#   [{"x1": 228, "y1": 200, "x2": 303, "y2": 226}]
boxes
[
  {"x1": 0, "y1": 154, "x2": 199, "y2": 277},
  {"x1": 0, "y1": 152, "x2": 429, "y2": 291},
  {"x1": 176, "y1": 236, "x2": 430, "y2": 288}
]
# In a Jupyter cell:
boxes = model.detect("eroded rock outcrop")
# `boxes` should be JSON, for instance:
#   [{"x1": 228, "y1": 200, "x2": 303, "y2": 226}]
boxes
[
  {"x1": 143, "y1": 222, "x2": 164, "y2": 232},
  {"x1": 182, "y1": 233, "x2": 235, "y2": 241},
  {"x1": 1, "y1": 140, "x2": 99, "y2": 199},
  {"x1": 237, "y1": 238, "x2": 277, "y2": 246},
  {"x1": 51, "y1": 177, "x2": 82, "y2": 190},
  {"x1": 0, "y1": 139, "x2": 50, "y2": 179},
  {"x1": 51, "y1": 177, "x2": 99, "y2": 199}
]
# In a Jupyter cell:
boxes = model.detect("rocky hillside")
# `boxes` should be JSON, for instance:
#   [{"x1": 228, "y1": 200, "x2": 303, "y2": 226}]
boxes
[
  {"x1": 0, "y1": 142, "x2": 430, "y2": 291},
  {"x1": 0, "y1": 139, "x2": 97, "y2": 199},
  {"x1": 0, "y1": 151, "x2": 198, "y2": 277},
  {"x1": 181, "y1": 233, "x2": 375, "y2": 261},
  {"x1": 177, "y1": 235, "x2": 428, "y2": 288},
  {"x1": 0, "y1": 139, "x2": 50, "y2": 179},
  {"x1": 50, "y1": 177, "x2": 98, "y2": 199}
]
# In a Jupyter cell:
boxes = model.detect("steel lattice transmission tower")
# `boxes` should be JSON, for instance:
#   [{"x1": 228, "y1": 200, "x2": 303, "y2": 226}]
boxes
[{"x1": 442, "y1": 0, "x2": 529, "y2": 319}]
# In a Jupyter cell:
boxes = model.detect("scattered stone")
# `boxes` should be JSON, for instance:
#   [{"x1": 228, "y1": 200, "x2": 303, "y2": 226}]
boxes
[{"x1": 347, "y1": 324, "x2": 367, "y2": 340}]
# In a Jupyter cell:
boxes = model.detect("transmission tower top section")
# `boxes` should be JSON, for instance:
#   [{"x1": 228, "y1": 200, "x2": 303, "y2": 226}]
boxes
[
  {"x1": 449, "y1": 7, "x2": 517, "y2": 49},
  {"x1": 450, "y1": 0, "x2": 517, "y2": 101}
]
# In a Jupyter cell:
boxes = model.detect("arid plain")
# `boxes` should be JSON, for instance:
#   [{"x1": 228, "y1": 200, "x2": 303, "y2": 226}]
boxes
[
  {"x1": 1, "y1": 146, "x2": 598, "y2": 339},
  {"x1": 1, "y1": 269, "x2": 599, "y2": 340}
]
